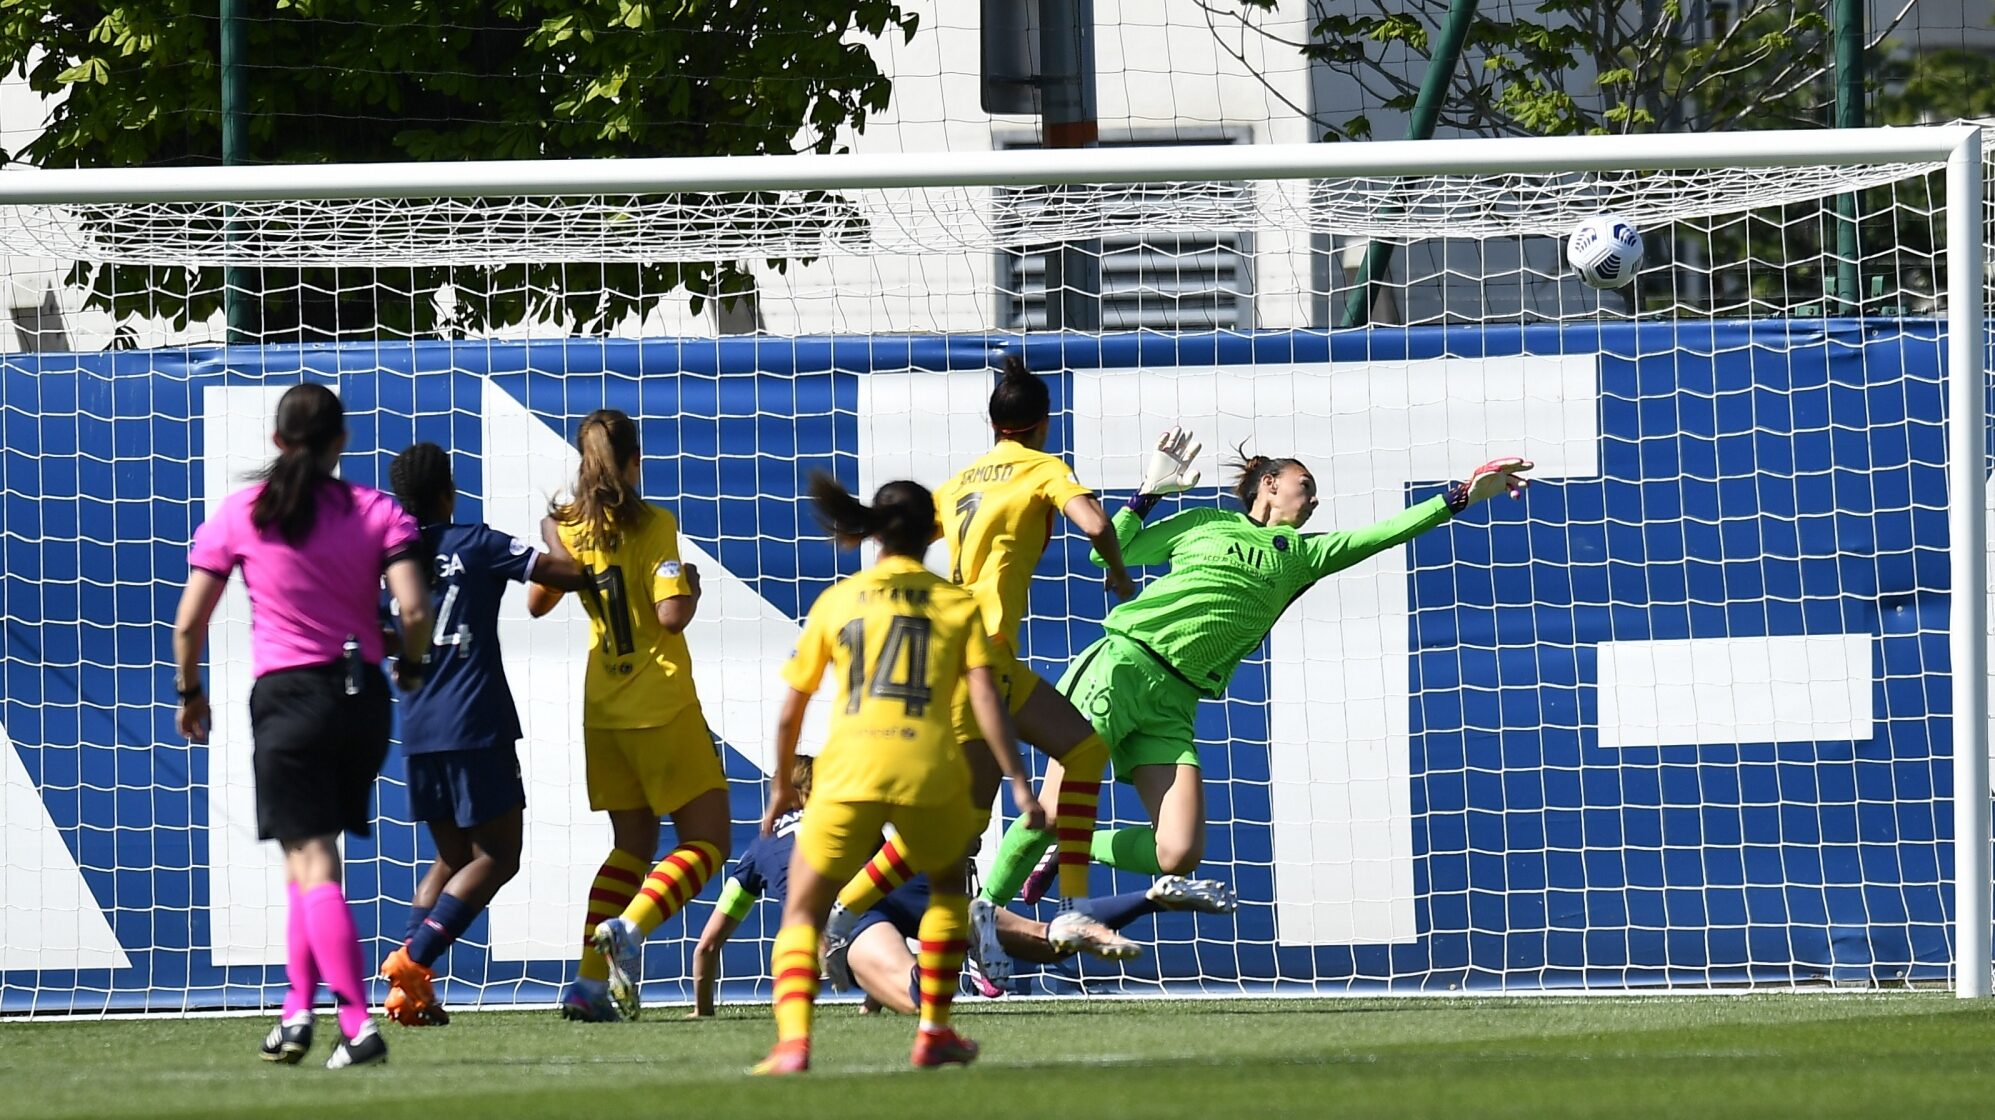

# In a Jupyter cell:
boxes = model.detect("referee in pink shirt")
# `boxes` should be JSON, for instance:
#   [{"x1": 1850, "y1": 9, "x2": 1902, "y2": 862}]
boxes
[{"x1": 171, "y1": 383, "x2": 433, "y2": 1070}]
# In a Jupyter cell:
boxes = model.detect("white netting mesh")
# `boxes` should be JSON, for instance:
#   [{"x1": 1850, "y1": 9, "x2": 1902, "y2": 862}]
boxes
[
  {"x1": 0, "y1": 159, "x2": 1950, "y2": 268},
  {"x1": 1, "y1": 133, "x2": 1987, "y2": 1016}
]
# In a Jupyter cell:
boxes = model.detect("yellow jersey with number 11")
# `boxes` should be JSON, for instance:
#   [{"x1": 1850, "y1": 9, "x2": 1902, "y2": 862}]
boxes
[
  {"x1": 554, "y1": 504, "x2": 699, "y2": 729},
  {"x1": 782, "y1": 555, "x2": 992, "y2": 806},
  {"x1": 933, "y1": 442, "x2": 1092, "y2": 644}
]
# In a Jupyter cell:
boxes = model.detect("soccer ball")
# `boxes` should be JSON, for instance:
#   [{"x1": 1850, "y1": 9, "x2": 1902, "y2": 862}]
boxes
[{"x1": 1566, "y1": 214, "x2": 1643, "y2": 290}]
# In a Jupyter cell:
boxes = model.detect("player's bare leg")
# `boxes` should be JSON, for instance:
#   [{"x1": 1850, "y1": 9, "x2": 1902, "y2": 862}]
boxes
[{"x1": 847, "y1": 922, "x2": 920, "y2": 1015}]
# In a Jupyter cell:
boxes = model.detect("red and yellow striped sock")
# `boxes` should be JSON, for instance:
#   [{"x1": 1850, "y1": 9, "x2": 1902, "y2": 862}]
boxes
[
  {"x1": 1056, "y1": 733, "x2": 1109, "y2": 901},
  {"x1": 916, "y1": 893, "x2": 970, "y2": 1031},
  {"x1": 835, "y1": 834, "x2": 916, "y2": 915},
  {"x1": 578, "y1": 848, "x2": 648, "y2": 983},
  {"x1": 622, "y1": 840, "x2": 723, "y2": 937},
  {"x1": 770, "y1": 923, "x2": 820, "y2": 1044}
]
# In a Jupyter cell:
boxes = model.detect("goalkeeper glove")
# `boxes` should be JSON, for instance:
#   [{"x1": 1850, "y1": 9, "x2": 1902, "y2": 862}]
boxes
[
  {"x1": 1141, "y1": 426, "x2": 1202, "y2": 494},
  {"x1": 1129, "y1": 426, "x2": 1202, "y2": 518},
  {"x1": 1446, "y1": 457, "x2": 1534, "y2": 513}
]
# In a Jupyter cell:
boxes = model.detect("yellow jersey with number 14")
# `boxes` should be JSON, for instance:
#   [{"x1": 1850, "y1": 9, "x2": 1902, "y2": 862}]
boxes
[
  {"x1": 782, "y1": 555, "x2": 992, "y2": 806},
  {"x1": 933, "y1": 442, "x2": 1092, "y2": 645},
  {"x1": 554, "y1": 504, "x2": 699, "y2": 729}
]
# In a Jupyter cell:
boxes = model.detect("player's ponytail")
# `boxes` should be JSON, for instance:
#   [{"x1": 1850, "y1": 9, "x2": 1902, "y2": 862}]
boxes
[
  {"x1": 807, "y1": 472, "x2": 936, "y2": 559},
  {"x1": 551, "y1": 409, "x2": 647, "y2": 549},
  {"x1": 389, "y1": 442, "x2": 454, "y2": 588},
  {"x1": 252, "y1": 382, "x2": 348, "y2": 545},
  {"x1": 1228, "y1": 441, "x2": 1301, "y2": 511},
  {"x1": 988, "y1": 353, "x2": 1051, "y2": 438}
]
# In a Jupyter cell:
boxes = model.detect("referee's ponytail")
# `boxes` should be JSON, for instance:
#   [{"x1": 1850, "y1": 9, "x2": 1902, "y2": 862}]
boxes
[
  {"x1": 253, "y1": 383, "x2": 348, "y2": 545},
  {"x1": 807, "y1": 472, "x2": 935, "y2": 559}
]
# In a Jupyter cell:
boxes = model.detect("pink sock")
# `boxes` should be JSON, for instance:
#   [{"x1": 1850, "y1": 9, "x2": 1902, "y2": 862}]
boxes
[
  {"x1": 281, "y1": 882, "x2": 319, "y2": 1020},
  {"x1": 299, "y1": 882, "x2": 372, "y2": 1039}
]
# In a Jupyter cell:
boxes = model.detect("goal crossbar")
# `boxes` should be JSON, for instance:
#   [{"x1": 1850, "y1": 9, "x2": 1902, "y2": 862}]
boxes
[{"x1": 0, "y1": 125, "x2": 1976, "y2": 203}]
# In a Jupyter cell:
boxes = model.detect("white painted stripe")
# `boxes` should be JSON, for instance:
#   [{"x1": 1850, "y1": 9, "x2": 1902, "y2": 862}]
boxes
[
  {"x1": 202, "y1": 385, "x2": 292, "y2": 965},
  {"x1": 1594, "y1": 634, "x2": 1874, "y2": 748},
  {"x1": 0, "y1": 719, "x2": 131, "y2": 969}
]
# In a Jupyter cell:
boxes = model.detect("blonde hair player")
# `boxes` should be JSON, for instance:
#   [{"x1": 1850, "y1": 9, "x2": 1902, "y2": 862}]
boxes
[
  {"x1": 526, "y1": 408, "x2": 730, "y2": 1023},
  {"x1": 751, "y1": 474, "x2": 1047, "y2": 1075}
]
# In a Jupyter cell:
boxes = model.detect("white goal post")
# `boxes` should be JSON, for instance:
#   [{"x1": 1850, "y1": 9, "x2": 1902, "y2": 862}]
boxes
[{"x1": 0, "y1": 124, "x2": 1987, "y2": 1012}]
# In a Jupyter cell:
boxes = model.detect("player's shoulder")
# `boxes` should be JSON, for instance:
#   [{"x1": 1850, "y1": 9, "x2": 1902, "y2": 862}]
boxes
[
  {"x1": 346, "y1": 480, "x2": 401, "y2": 516},
  {"x1": 920, "y1": 574, "x2": 982, "y2": 622},
  {"x1": 1017, "y1": 444, "x2": 1076, "y2": 473},
  {"x1": 454, "y1": 521, "x2": 533, "y2": 563},
  {"x1": 802, "y1": 571, "x2": 863, "y2": 626},
  {"x1": 641, "y1": 503, "x2": 680, "y2": 533},
  {"x1": 1165, "y1": 504, "x2": 1238, "y2": 530},
  {"x1": 211, "y1": 484, "x2": 260, "y2": 521}
]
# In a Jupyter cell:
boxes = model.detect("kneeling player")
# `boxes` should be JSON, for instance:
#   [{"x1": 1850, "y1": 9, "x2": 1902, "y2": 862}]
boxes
[{"x1": 689, "y1": 757, "x2": 1234, "y2": 1018}]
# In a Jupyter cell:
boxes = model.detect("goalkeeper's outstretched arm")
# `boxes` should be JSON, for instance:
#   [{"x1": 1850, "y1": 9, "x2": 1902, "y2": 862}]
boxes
[{"x1": 1302, "y1": 456, "x2": 1535, "y2": 578}]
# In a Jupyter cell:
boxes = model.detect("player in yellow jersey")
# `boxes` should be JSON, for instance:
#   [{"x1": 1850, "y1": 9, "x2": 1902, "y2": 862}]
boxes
[
  {"x1": 752, "y1": 474, "x2": 1046, "y2": 1076},
  {"x1": 825, "y1": 355, "x2": 1138, "y2": 984},
  {"x1": 523, "y1": 409, "x2": 730, "y2": 1023}
]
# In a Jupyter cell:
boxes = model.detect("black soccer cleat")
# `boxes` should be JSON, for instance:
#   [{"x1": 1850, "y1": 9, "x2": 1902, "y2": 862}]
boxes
[
  {"x1": 325, "y1": 1020, "x2": 387, "y2": 1069},
  {"x1": 258, "y1": 1013, "x2": 314, "y2": 1065}
]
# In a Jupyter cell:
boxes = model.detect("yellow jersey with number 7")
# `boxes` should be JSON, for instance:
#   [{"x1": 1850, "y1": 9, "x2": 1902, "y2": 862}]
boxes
[
  {"x1": 781, "y1": 555, "x2": 992, "y2": 806},
  {"x1": 933, "y1": 442, "x2": 1092, "y2": 644},
  {"x1": 554, "y1": 504, "x2": 699, "y2": 729}
]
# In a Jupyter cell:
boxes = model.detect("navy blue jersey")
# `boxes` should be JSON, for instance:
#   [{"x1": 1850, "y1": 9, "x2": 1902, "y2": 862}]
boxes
[
  {"x1": 730, "y1": 810, "x2": 803, "y2": 901},
  {"x1": 729, "y1": 809, "x2": 928, "y2": 931},
  {"x1": 395, "y1": 522, "x2": 537, "y2": 754}
]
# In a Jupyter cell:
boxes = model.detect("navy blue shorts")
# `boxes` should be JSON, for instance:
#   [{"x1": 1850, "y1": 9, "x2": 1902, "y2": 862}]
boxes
[
  {"x1": 405, "y1": 746, "x2": 525, "y2": 828},
  {"x1": 855, "y1": 876, "x2": 932, "y2": 942}
]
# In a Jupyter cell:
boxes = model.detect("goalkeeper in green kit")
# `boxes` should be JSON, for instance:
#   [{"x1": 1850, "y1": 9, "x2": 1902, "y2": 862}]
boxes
[{"x1": 980, "y1": 428, "x2": 1534, "y2": 907}]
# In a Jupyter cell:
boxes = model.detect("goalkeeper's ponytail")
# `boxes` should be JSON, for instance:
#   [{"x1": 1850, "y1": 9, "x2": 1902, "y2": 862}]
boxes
[
  {"x1": 1228, "y1": 442, "x2": 1301, "y2": 510},
  {"x1": 988, "y1": 353, "x2": 1050, "y2": 438},
  {"x1": 807, "y1": 472, "x2": 936, "y2": 559}
]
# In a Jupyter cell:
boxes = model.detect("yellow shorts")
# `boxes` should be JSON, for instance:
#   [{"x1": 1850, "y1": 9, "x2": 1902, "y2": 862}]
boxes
[
  {"x1": 794, "y1": 798, "x2": 980, "y2": 883},
  {"x1": 584, "y1": 704, "x2": 726, "y2": 815},
  {"x1": 950, "y1": 636, "x2": 1039, "y2": 745}
]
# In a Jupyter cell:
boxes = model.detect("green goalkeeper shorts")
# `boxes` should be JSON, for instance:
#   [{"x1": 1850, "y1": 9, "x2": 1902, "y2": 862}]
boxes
[{"x1": 1057, "y1": 633, "x2": 1203, "y2": 782}]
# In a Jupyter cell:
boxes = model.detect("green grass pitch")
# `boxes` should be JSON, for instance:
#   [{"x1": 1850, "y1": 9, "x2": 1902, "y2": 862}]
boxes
[{"x1": 9, "y1": 995, "x2": 1995, "y2": 1119}]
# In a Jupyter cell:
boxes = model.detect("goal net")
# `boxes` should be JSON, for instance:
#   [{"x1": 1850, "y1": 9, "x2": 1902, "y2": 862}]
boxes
[{"x1": 0, "y1": 126, "x2": 1987, "y2": 1014}]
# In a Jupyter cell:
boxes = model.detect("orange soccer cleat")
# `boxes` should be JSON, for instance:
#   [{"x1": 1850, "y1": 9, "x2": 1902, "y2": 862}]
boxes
[
  {"x1": 911, "y1": 1027, "x2": 979, "y2": 1069},
  {"x1": 750, "y1": 1038, "x2": 811, "y2": 1076},
  {"x1": 383, "y1": 983, "x2": 450, "y2": 1027},
  {"x1": 378, "y1": 946, "x2": 442, "y2": 1025}
]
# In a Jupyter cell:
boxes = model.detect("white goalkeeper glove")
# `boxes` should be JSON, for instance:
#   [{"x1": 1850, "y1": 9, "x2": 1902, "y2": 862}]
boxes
[{"x1": 1140, "y1": 426, "x2": 1202, "y2": 495}]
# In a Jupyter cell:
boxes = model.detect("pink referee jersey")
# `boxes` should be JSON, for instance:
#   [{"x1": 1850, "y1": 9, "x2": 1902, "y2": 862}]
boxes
[{"x1": 188, "y1": 480, "x2": 420, "y2": 677}]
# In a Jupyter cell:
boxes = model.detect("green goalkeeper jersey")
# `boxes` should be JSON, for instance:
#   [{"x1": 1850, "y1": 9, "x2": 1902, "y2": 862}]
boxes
[{"x1": 1089, "y1": 496, "x2": 1453, "y2": 696}]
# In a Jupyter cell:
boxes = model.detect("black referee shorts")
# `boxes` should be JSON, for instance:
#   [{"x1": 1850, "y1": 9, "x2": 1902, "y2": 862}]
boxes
[{"x1": 248, "y1": 663, "x2": 392, "y2": 842}]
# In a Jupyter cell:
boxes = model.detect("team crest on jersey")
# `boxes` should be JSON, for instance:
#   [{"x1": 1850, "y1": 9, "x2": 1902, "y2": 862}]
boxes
[
  {"x1": 658, "y1": 560, "x2": 682, "y2": 578},
  {"x1": 1274, "y1": 536, "x2": 1289, "y2": 552}
]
